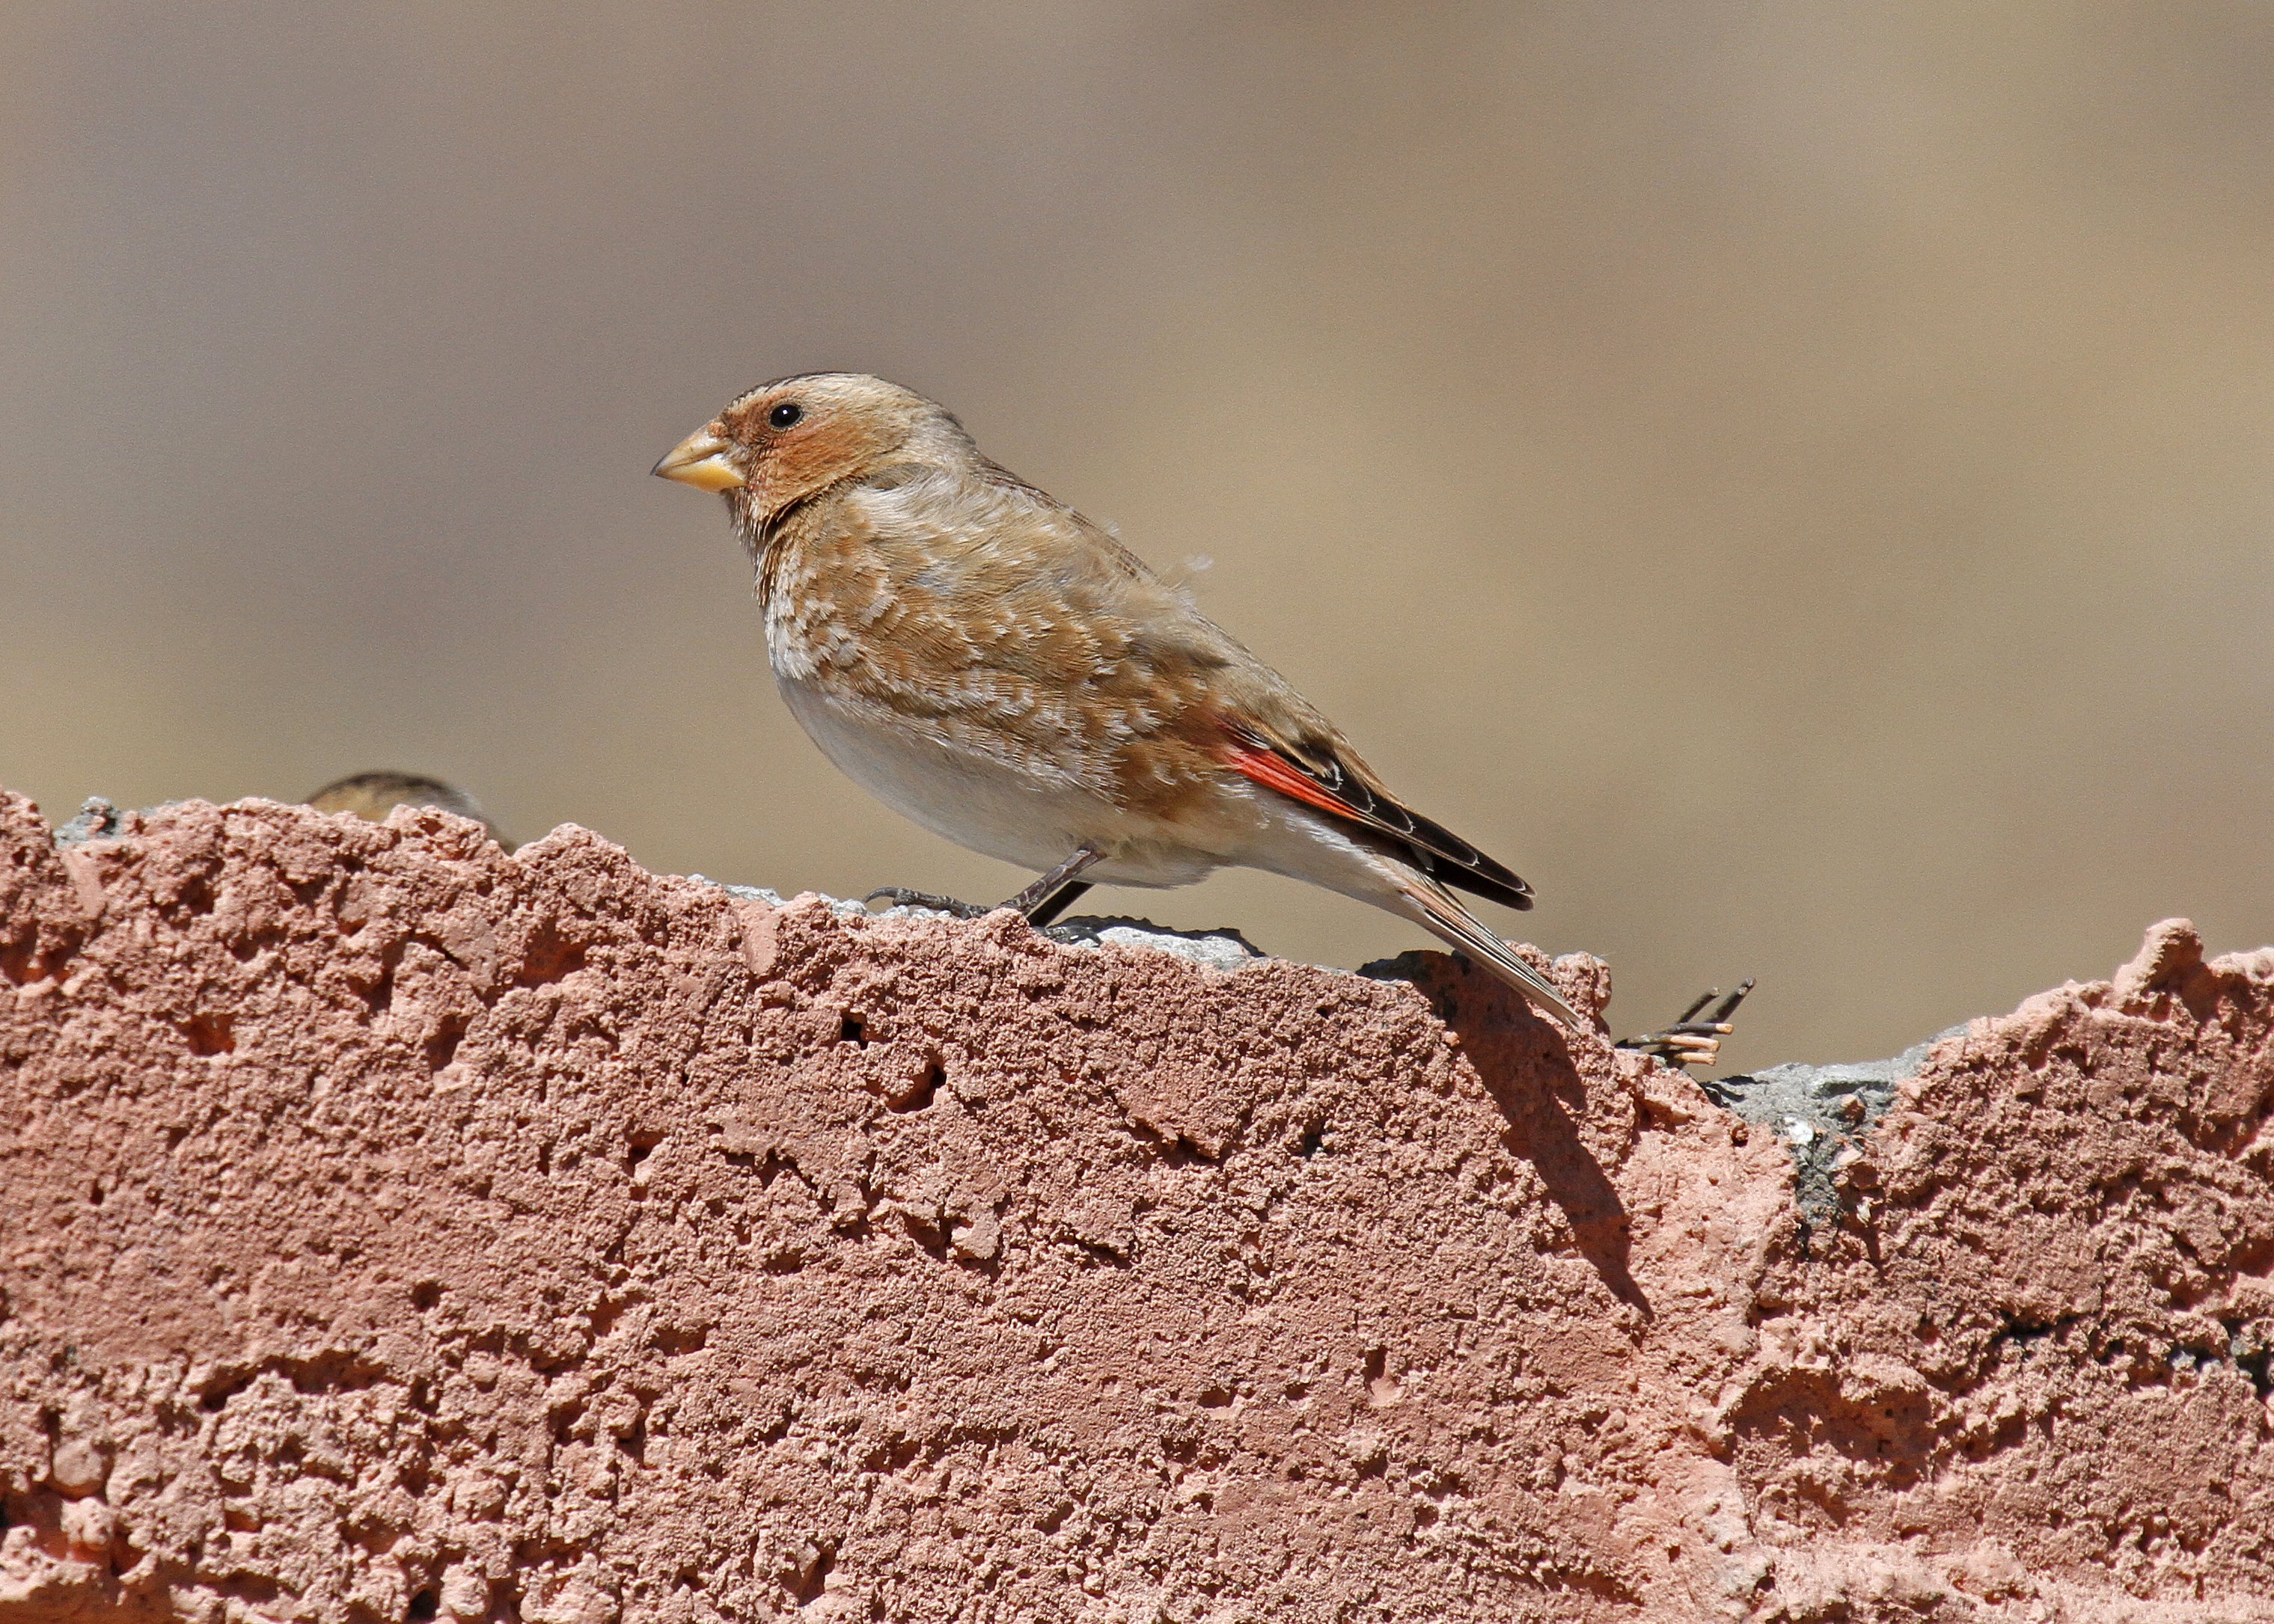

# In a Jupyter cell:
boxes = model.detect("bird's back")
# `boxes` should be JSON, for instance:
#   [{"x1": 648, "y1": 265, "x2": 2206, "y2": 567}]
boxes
[{"x1": 762, "y1": 462, "x2": 1306, "y2": 816}]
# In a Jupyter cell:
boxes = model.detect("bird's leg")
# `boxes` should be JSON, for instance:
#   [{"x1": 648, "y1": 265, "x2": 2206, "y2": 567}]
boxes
[
  {"x1": 1616, "y1": 980, "x2": 1754, "y2": 1071},
  {"x1": 1022, "y1": 880, "x2": 1093, "y2": 929},
  {"x1": 863, "y1": 886, "x2": 991, "y2": 919},
  {"x1": 1000, "y1": 845, "x2": 1105, "y2": 919},
  {"x1": 866, "y1": 846, "x2": 1107, "y2": 925}
]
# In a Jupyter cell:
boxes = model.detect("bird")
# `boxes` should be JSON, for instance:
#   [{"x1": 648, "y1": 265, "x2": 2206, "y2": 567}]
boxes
[
  {"x1": 655, "y1": 372, "x2": 1737, "y2": 1053},
  {"x1": 306, "y1": 771, "x2": 508, "y2": 845}
]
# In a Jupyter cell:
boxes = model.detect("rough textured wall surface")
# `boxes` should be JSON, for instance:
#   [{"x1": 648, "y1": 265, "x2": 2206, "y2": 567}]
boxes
[{"x1": 1, "y1": 788, "x2": 2270, "y2": 1624}]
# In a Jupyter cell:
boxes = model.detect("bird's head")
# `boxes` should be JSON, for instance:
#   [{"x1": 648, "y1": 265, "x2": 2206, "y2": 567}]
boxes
[{"x1": 652, "y1": 373, "x2": 970, "y2": 530}]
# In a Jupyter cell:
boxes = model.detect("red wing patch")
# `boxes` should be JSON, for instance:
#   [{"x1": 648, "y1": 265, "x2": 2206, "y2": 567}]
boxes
[
  {"x1": 1217, "y1": 732, "x2": 1535, "y2": 912},
  {"x1": 1222, "y1": 742, "x2": 1367, "y2": 823}
]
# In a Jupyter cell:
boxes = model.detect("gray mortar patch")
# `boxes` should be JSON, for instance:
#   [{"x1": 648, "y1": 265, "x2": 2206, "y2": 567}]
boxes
[
  {"x1": 691, "y1": 879, "x2": 1270, "y2": 975},
  {"x1": 54, "y1": 795, "x2": 129, "y2": 845},
  {"x1": 1708, "y1": 1028, "x2": 1965, "y2": 1225}
]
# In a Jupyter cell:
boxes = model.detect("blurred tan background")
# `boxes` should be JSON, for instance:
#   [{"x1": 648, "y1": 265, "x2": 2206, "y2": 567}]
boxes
[{"x1": 3, "y1": 4, "x2": 2269, "y2": 1067}]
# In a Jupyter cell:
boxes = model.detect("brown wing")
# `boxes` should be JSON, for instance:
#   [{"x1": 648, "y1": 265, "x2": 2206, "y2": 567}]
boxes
[
  {"x1": 1219, "y1": 722, "x2": 1535, "y2": 912},
  {"x1": 765, "y1": 470, "x2": 1241, "y2": 809}
]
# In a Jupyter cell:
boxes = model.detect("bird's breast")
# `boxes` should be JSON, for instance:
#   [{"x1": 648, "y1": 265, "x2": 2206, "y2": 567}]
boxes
[{"x1": 760, "y1": 539, "x2": 884, "y2": 685}]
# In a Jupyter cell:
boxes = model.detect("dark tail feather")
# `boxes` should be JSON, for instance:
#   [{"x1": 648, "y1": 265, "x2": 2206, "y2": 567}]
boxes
[{"x1": 1387, "y1": 865, "x2": 1583, "y2": 1029}]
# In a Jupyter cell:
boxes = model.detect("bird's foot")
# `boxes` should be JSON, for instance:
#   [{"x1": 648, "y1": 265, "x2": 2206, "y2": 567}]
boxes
[
  {"x1": 863, "y1": 887, "x2": 991, "y2": 921},
  {"x1": 1616, "y1": 980, "x2": 1754, "y2": 1072}
]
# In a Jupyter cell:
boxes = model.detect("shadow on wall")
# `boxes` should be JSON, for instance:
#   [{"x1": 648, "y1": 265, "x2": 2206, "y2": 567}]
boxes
[{"x1": 1395, "y1": 953, "x2": 1648, "y2": 1314}]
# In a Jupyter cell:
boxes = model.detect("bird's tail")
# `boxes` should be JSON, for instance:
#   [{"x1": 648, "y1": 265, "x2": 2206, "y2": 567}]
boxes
[{"x1": 1384, "y1": 863, "x2": 1585, "y2": 1030}]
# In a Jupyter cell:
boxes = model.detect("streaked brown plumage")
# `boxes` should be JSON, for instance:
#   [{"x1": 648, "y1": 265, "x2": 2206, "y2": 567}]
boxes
[{"x1": 655, "y1": 373, "x2": 1585, "y2": 1023}]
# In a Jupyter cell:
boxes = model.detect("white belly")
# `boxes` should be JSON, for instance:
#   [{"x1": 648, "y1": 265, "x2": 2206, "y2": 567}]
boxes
[{"x1": 775, "y1": 675, "x2": 1227, "y2": 887}]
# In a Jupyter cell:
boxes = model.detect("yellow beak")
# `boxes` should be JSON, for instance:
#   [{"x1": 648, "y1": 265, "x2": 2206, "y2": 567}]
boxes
[{"x1": 652, "y1": 426, "x2": 746, "y2": 492}]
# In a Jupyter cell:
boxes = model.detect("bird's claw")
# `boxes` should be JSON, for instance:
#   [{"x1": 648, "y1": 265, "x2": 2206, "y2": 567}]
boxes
[
  {"x1": 1616, "y1": 979, "x2": 1754, "y2": 1071},
  {"x1": 863, "y1": 887, "x2": 991, "y2": 920}
]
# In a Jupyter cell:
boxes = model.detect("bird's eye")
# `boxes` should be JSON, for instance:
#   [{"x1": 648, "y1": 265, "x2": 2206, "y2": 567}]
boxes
[{"x1": 768, "y1": 402, "x2": 804, "y2": 430}]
